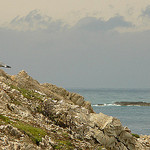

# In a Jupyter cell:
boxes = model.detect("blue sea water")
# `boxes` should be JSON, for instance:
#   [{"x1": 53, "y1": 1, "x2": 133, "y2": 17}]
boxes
[{"x1": 68, "y1": 88, "x2": 150, "y2": 135}]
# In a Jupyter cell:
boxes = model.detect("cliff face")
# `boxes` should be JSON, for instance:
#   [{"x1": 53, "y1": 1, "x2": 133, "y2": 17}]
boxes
[{"x1": 0, "y1": 69, "x2": 149, "y2": 150}]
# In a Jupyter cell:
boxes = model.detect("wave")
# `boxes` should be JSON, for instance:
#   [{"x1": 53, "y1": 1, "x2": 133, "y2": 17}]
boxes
[
  {"x1": 92, "y1": 104, "x2": 121, "y2": 107},
  {"x1": 92, "y1": 104, "x2": 141, "y2": 107}
]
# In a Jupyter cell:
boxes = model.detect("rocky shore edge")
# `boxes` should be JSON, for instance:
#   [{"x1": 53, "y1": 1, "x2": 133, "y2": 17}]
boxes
[{"x1": 0, "y1": 69, "x2": 150, "y2": 150}]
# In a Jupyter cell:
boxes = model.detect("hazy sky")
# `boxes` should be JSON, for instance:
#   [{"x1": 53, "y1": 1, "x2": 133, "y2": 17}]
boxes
[{"x1": 1, "y1": 1, "x2": 150, "y2": 88}]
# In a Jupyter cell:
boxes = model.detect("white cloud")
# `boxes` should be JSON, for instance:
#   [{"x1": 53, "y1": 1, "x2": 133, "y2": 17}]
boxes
[
  {"x1": 75, "y1": 16, "x2": 133, "y2": 32},
  {"x1": 9, "y1": 10, "x2": 66, "y2": 31},
  {"x1": 7, "y1": 10, "x2": 133, "y2": 32},
  {"x1": 1, "y1": 0, "x2": 150, "y2": 32},
  {"x1": 141, "y1": 5, "x2": 150, "y2": 18}
]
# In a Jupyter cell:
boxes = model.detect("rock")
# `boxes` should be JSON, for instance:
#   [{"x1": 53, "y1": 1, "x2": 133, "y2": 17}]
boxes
[
  {"x1": 115, "y1": 101, "x2": 150, "y2": 106},
  {"x1": 90, "y1": 113, "x2": 123, "y2": 136},
  {"x1": 0, "y1": 69, "x2": 149, "y2": 150},
  {"x1": 42, "y1": 83, "x2": 94, "y2": 113}
]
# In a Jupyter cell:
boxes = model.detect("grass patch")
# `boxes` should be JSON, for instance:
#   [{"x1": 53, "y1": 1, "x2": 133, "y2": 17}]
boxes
[
  {"x1": 0, "y1": 114, "x2": 47, "y2": 145},
  {"x1": 13, "y1": 121, "x2": 47, "y2": 145},
  {"x1": 10, "y1": 84, "x2": 44, "y2": 101},
  {"x1": 132, "y1": 133, "x2": 140, "y2": 138},
  {"x1": 0, "y1": 114, "x2": 11, "y2": 124}
]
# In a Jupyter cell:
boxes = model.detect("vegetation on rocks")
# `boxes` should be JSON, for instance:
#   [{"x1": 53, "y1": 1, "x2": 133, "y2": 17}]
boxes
[
  {"x1": 132, "y1": 133, "x2": 140, "y2": 138},
  {"x1": 13, "y1": 121, "x2": 47, "y2": 145},
  {"x1": 0, "y1": 114, "x2": 46, "y2": 145},
  {"x1": 0, "y1": 114, "x2": 11, "y2": 124},
  {"x1": 10, "y1": 84, "x2": 44, "y2": 102}
]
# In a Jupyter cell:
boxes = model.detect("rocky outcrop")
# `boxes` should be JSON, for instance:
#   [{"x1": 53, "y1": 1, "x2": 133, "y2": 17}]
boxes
[
  {"x1": 10, "y1": 70, "x2": 94, "y2": 113},
  {"x1": 0, "y1": 69, "x2": 149, "y2": 149},
  {"x1": 115, "y1": 101, "x2": 150, "y2": 106}
]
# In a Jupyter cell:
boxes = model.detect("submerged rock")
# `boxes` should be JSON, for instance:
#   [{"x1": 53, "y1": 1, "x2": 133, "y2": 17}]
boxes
[
  {"x1": 0, "y1": 69, "x2": 149, "y2": 149},
  {"x1": 115, "y1": 101, "x2": 150, "y2": 106}
]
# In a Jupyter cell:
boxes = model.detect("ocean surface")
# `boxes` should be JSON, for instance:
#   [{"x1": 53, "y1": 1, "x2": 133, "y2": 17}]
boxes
[{"x1": 68, "y1": 88, "x2": 150, "y2": 135}]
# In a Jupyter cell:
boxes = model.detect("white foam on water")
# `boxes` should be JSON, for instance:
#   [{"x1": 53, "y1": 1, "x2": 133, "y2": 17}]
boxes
[
  {"x1": 92, "y1": 103, "x2": 121, "y2": 107},
  {"x1": 92, "y1": 104, "x2": 142, "y2": 107}
]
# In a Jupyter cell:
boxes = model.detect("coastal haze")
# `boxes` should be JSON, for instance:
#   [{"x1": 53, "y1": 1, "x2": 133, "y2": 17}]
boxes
[{"x1": 1, "y1": 0, "x2": 150, "y2": 89}]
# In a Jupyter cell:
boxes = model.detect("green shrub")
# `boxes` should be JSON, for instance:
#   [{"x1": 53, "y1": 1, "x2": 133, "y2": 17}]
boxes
[{"x1": 132, "y1": 133, "x2": 140, "y2": 138}]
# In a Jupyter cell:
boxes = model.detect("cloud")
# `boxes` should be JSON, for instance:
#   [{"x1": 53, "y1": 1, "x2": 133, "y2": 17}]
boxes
[
  {"x1": 74, "y1": 16, "x2": 133, "y2": 31},
  {"x1": 141, "y1": 6, "x2": 150, "y2": 18},
  {"x1": 8, "y1": 10, "x2": 133, "y2": 32},
  {"x1": 9, "y1": 10, "x2": 66, "y2": 31}
]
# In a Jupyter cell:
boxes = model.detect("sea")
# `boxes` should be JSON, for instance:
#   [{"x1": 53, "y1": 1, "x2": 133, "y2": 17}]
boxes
[{"x1": 68, "y1": 88, "x2": 150, "y2": 135}]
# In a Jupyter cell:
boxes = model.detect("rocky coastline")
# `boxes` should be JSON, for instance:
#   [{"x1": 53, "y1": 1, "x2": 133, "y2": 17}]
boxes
[{"x1": 0, "y1": 69, "x2": 150, "y2": 149}]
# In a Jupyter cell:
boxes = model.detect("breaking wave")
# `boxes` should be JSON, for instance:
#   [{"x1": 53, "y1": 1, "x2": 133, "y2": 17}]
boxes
[
  {"x1": 92, "y1": 104, "x2": 141, "y2": 107},
  {"x1": 92, "y1": 104, "x2": 121, "y2": 107}
]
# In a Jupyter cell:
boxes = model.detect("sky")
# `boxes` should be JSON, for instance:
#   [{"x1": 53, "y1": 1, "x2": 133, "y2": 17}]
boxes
[{"x1": 1, "y1": 0, "x2": 150, "y2": 89}]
